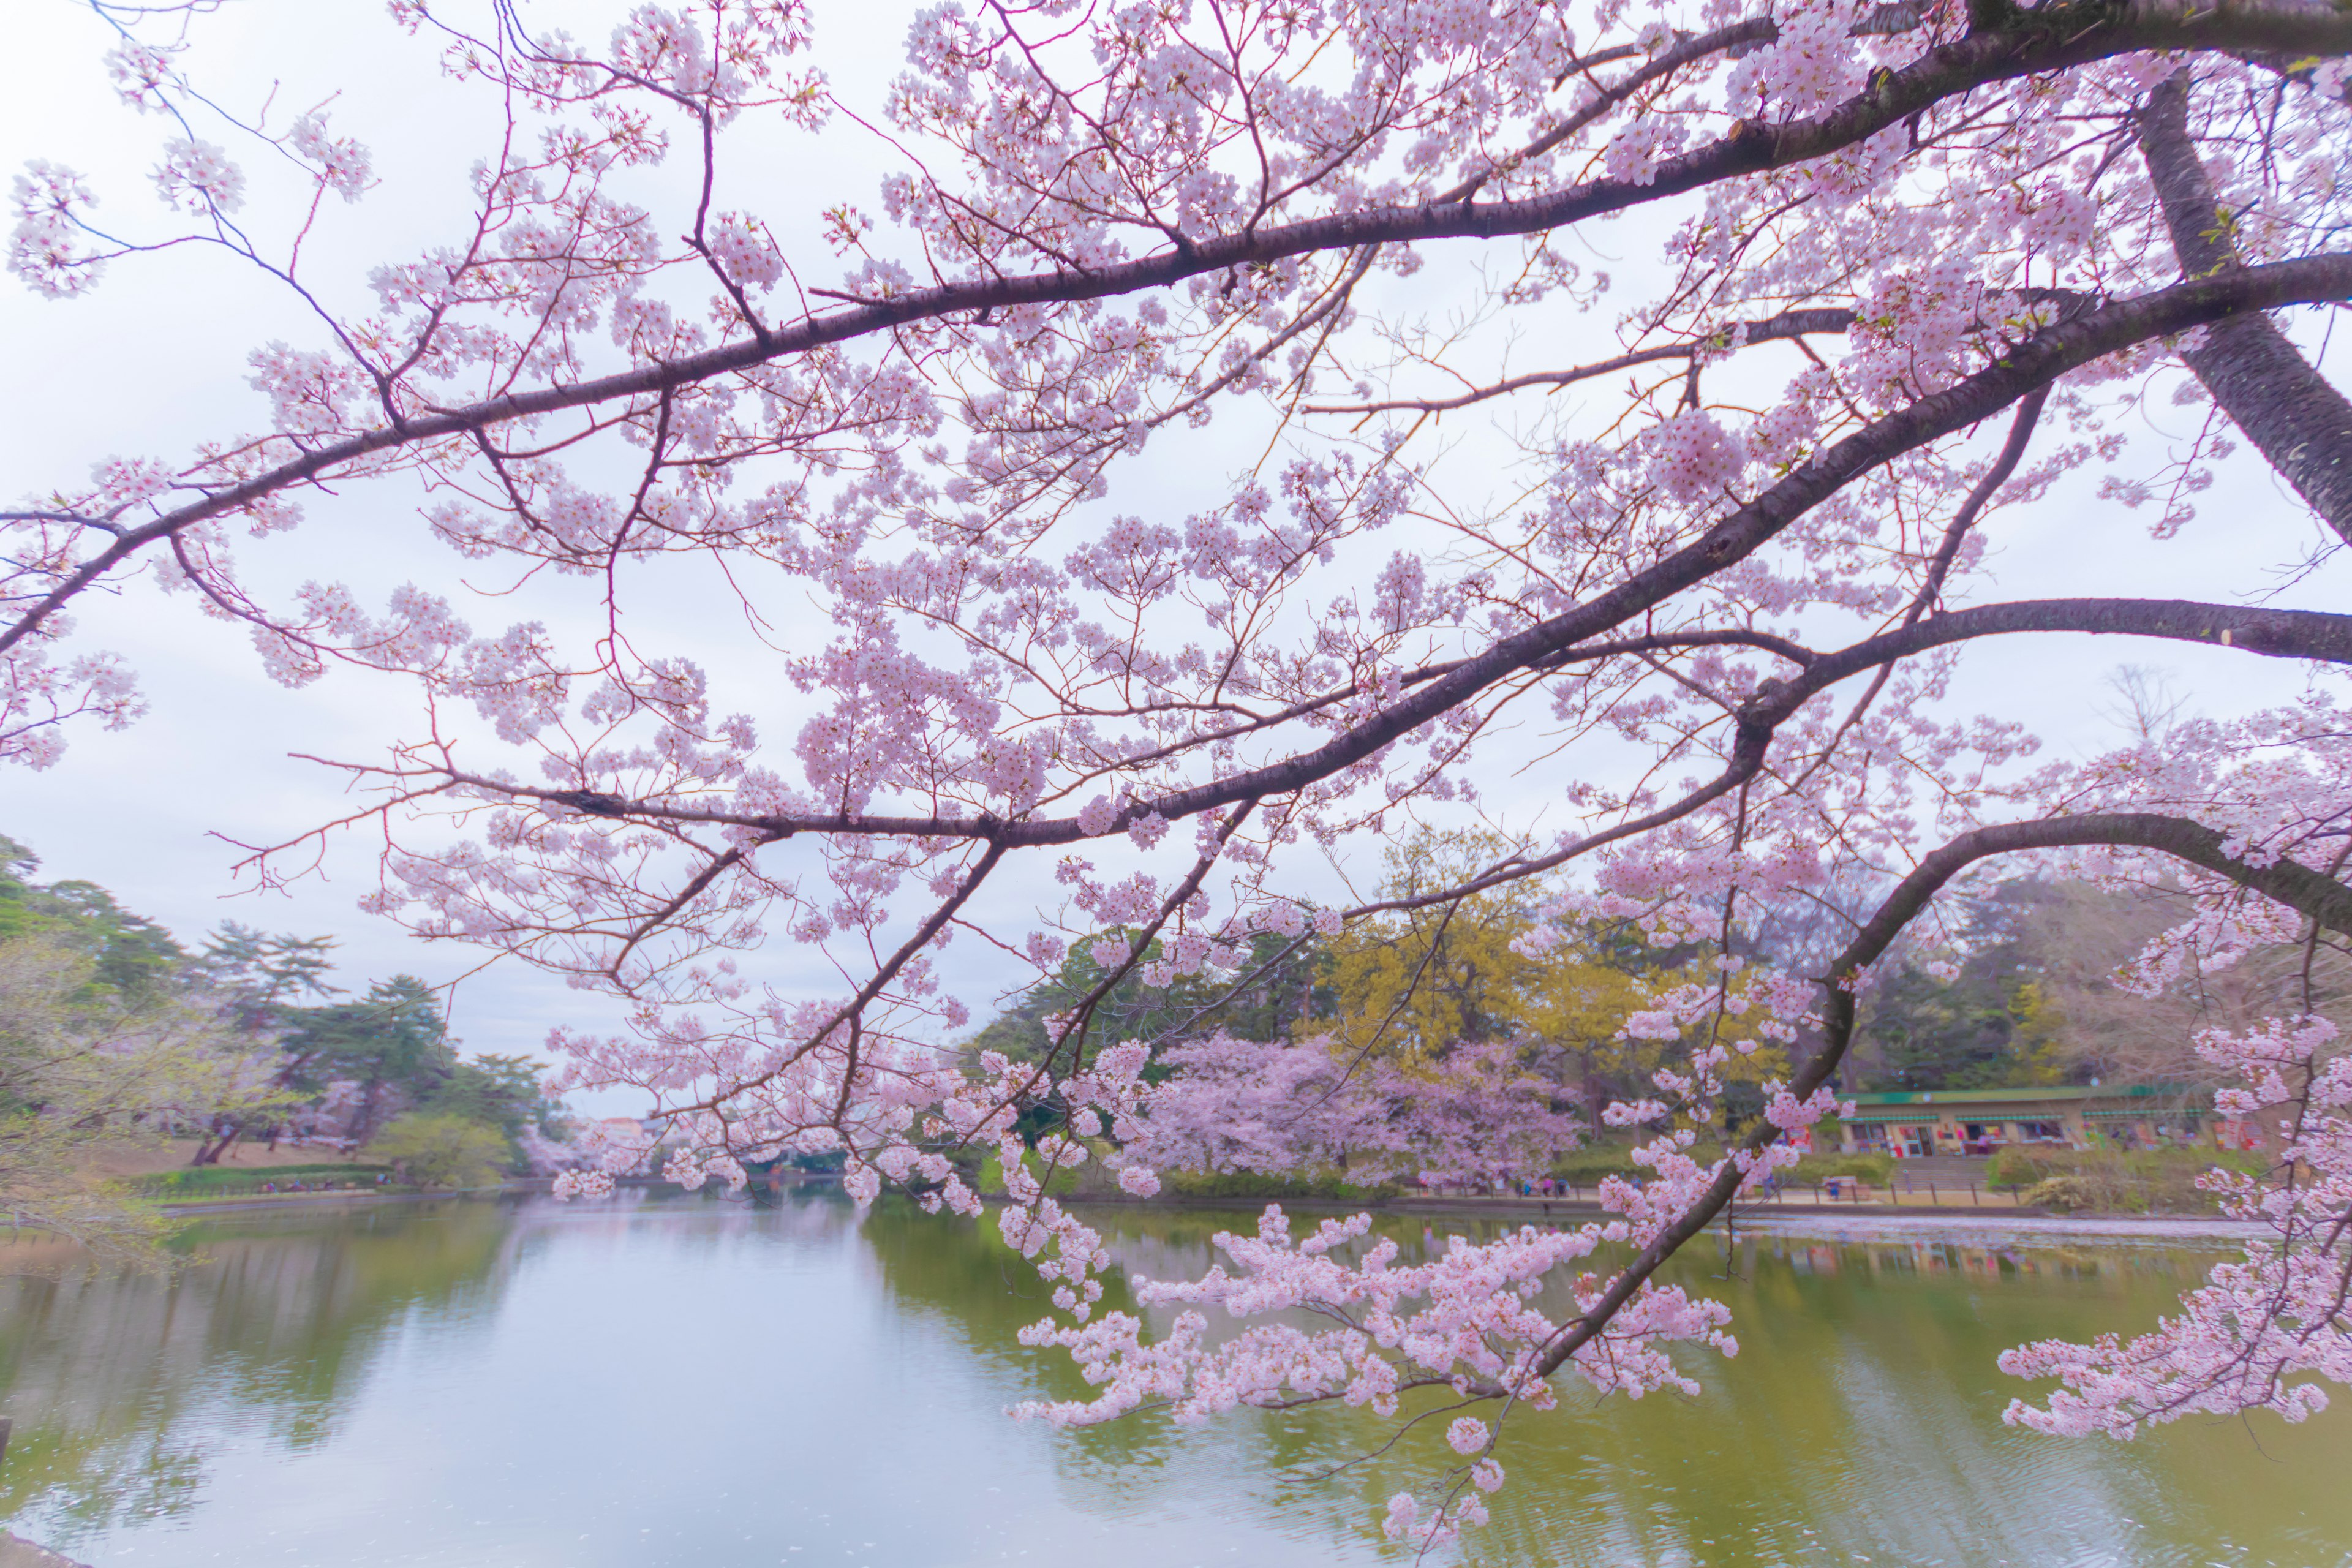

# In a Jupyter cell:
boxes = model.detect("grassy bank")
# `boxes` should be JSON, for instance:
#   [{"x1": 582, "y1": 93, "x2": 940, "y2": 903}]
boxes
[
  {"x1": 1985, "y1": 1146, "x2": 2269, "y2": 1215},
  {"x1": 124, "y1": 1164, "x2": 400, "y2": 1201}
]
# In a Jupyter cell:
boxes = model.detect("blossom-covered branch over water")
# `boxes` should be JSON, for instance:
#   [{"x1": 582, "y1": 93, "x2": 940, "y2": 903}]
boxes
[{"x1": 11, "y1": 0, "x2": 2352, "y2": 1542}]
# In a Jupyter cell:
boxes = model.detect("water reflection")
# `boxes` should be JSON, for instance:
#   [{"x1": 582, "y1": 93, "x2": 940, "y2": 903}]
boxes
[
  {"x1": 0, "y1": 1199, "x2": 526, "y2": 1541},
  {"x1": 0, "y1": 1194, "x2": 2343, "y2": 1567}
]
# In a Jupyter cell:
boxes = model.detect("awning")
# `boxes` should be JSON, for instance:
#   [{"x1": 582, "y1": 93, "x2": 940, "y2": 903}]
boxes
[{"x1": 1841, "y1": 1113, "x2": 1937, "y2": 1124}]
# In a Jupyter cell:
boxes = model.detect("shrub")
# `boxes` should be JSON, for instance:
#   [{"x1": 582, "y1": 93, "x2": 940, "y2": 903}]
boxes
[
  {"x1": 367, "y1": 1114, "x2": 510, "y2": 1190},
  {"x1": 1985, "y1": 1147, "x2": 2041, "y2": 1188},
  {"x1": 2024, "y1": 1175, "x2": 2098, "y2": 1213}
]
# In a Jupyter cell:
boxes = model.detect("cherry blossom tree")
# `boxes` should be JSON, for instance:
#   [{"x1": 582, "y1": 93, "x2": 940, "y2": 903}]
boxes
[
  {"x1": 12, "y1": 0, "x2": 2352, "y2": 1543},
  {"x1": 1136, "y1": 1029, "x2": 1583, "y2": 1184}
]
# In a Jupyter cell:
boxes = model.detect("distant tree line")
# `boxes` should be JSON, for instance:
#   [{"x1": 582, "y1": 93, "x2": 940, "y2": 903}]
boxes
[
  {"x1": 967, "y1": 827, "x2": 2352, "y2": 1139},
  {"x1": 0, "y1": 831, "x2": 569, "y2": 1256}
]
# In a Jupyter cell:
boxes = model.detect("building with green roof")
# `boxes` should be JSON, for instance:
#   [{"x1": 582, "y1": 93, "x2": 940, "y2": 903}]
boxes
[{"x1": 1833, "y1": 1084, "x2": 2222, "y2": 1157}]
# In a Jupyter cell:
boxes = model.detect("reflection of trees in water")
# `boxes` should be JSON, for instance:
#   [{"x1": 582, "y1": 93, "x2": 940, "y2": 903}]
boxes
[
  {"x1": 855, "y1": 1198, "x2": 2335, "y2": 1565},
  {"x1": 0, "y1": 1198, "x2": 524, "y2": 1546},
  {"x1": 2, "y1": 1194, "x2": 2337, "y2": 1568}
]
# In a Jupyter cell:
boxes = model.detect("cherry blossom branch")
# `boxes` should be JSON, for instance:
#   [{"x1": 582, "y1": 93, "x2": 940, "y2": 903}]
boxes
[
  {"x1": 1520, "y1": 810, "x2": 2352, "y2": 1385},
  {"x1": 15, "y1": 0, "x2": 2352, "y2": 659},
  {"x1": 1303, "y1": 309, "x2": 1855, "y2": 418}
]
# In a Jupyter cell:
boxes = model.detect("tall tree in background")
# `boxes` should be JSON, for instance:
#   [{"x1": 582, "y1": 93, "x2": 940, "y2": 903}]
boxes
[
  {"x1": 182, "y1": 922, "x2": 340, "y2": 1163},
  {"x1": 0, "y1": 851, "x2": 281, "y2": 1260},
  {"x1": 1325, "y1": 831, "x2": 1542, "y2": 1059},
  {"x1": 1517, "y1": 929, "x2": 1668, "y2": 1133},
  {"x1": 198, "y1": 924, "x2": 337, "y2": 1040},
  {"x1": 421, "y1": 1052, "x2": 568, "y2": 1148},
  {"x1": 2000, "y1": 876, "x2": 2352, "y2": 1089},
  {"x1": 1855, "y1": 881, "x2": 2073, "y2": 1090},
  {"x1": 0, "y1": 939, "x2": 230, "y2": 1259},
  {"x1": 276, "y1": 975, "x2": 455, "y2": 1145},
  {"x1": 965, "y1": 924, "x2": 1324, "y2": 1069},
  {"x1": 1, "y1": 834, "x2": 187, "y2": 1000},
  {"x1": 1, "y1": 833, "x2": 565, "y2": 1197}
]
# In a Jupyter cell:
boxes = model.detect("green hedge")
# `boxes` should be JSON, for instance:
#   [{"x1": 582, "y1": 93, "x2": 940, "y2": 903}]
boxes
[
  {"x1": 127, "y1": 1163, "x2": 396, "y2": 1196},
  {"x1": 1785, "y1": 1152, "x2": 1895, "y2": 1187},
  {"x1": 1161, "y1": 1170, "x2": 1401, "y2": 1204},
  {"x1": 976, "y1": 1152, "x2": 1085, "y2": 1198}
]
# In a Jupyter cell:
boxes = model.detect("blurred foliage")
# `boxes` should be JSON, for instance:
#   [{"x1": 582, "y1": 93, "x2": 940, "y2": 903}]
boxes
[
  {"x1": 366, "y1": 1114, "x2": 510, "y2": 1190},
  {"x1": 0, "y1": 935, "x2": 274, "y2": 1264},
  {"x1": 1785, "y1": 1152, "x2": 1896, "y2": 1187}
]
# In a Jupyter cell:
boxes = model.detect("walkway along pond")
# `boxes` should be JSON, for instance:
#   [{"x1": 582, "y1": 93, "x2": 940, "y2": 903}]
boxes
[{"x1": 1, "y1": 1190, "x2": 2345, "y2": 1566}]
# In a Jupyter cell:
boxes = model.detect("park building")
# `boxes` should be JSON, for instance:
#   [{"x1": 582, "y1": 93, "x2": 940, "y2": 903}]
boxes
[{"x1": 1830, "y1": 1084, "x2": 2259, "y2": 1158}]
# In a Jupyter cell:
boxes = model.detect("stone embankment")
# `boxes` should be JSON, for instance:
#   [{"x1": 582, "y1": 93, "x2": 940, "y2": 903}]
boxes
[{"x1": 0, "y1": 1532, "x2": 91, "y2": 1568}]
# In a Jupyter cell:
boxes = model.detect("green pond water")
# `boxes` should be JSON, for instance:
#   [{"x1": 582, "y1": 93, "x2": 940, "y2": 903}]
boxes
[{"x1": 1, "y1": 1192, "x2": 2345, "y2": 1567}]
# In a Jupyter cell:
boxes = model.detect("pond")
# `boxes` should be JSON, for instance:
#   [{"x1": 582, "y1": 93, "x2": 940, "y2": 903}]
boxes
[{"x1": 1, "y1": 1192, "x2": 2345, "y2": 1567}]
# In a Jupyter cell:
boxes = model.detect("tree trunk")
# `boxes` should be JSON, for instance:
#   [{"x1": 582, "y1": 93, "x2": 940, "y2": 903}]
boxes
[
  {"x1": 190, "y1": 1120, "x2": 244, "y2": 1166},
  {"x1": 349, "y1": 1080, "x2": 383, "y2": 1146}
]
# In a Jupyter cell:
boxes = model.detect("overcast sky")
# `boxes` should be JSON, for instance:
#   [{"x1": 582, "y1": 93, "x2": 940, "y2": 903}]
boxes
[{"x1": 6, "y1": 0, "x2": 2347, "y2": 1110}]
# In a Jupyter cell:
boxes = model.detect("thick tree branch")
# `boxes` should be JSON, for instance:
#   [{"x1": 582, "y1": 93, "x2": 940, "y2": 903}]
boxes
[
  {"x1": 2138, "y1": 73, "x2": 2352, "y2": 543},
  {"x1": 1128, "y1": 254, "x2": 2352, "y2": 837},
  {"x1": 1774, "y1": 597, "x2": 2352, "y2": 708}
]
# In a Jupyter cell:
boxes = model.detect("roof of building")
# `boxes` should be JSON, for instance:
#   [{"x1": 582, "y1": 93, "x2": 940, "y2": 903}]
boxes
[{"x1": 1838, "y1": 1084, "x2": 2190, "y2": 1110}]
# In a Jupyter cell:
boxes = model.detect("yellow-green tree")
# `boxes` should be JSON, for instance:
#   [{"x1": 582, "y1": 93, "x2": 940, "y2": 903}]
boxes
[
  {"x1": 0, "y1": 937, "x2": 277, "y2": 1263},
  {"x1": 1320, "y1": 828, "x2": 1793, "y2": 1132},
  {"x1": 1515, "y1": 935, "x2": 1656, "y2": 1133},
  {"x1": 1323, "y1": 829, "x2": 1539, "y2": 1060},
  {"x1": 366, "y1": 1113, "x2": 510, "y2": 1189}
]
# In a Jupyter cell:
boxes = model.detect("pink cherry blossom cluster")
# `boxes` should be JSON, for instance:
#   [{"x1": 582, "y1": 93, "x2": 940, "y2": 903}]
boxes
[
  {"x1": 2002, "y1": 1016, "x2": 2352, "y2": 1436},
  {"x1": 548, "y1": 1116, "x2": 658, "y2": 1200},
  {"x1": 1009, "y1": 1172, "x2": 1756, "y2": 1547},
  {"x1": 0, "y1": 639, "x2": 145, "y2": 772},
  {"x1": 7, "y1": 160, "x2": 105, "y2": 297},
  {"x1": 1006, "y1": 1017, "x2": 1839, "y2": 1545}
]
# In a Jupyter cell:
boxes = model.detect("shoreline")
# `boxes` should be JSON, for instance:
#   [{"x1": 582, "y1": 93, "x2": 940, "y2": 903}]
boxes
[
  {"x1": 141, "y1": 1181, "x2": 2265, "y2": 1243},
  {"x1": 1047, "y1": 1191, "x2": 2267, "y2": 1243},
  {"x1": 1721, "y1": 1208, "x2": 2267, "y2": 1242},
  {"x1": 151, "y1": 1180, "x2": 549, "y2": 1215},
  {"x1": 0, "y1": 1530, "x2": 89, "y2": 1568}
]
